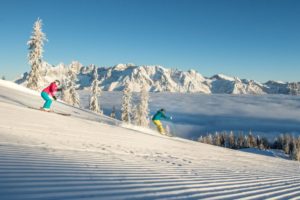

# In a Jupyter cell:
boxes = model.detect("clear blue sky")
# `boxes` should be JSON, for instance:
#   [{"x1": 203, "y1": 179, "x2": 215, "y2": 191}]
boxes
[{"x1": 0, "y1": 0, "x2": 299, "y2": 82}]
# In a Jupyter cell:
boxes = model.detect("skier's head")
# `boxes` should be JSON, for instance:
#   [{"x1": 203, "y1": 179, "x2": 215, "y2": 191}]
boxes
[
  {"x1": 160, "y1": 108, "x2": 165, "y2": 113},
  {"x1": 54, "y1": 80, "x2": 60, "y2": 86}
]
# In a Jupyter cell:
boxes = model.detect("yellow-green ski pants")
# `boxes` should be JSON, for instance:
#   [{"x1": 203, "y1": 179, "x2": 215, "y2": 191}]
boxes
[{"x1": 152, "y1": 120, "x2": 165, "y2": 134}]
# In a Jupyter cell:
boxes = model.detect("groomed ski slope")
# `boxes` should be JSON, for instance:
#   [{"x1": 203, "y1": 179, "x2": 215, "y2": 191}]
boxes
[{"x1": 0, "y1": 80, "x2": 300, "y2": 200}]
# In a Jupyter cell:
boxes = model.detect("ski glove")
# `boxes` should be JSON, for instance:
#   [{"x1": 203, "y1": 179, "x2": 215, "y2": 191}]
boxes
[
  {"x1": 53, "y1": 96, "x2": 57, "y2": 101},
  {"x1": 169, "y1": 116, "x2": 173, "y2": 120}
]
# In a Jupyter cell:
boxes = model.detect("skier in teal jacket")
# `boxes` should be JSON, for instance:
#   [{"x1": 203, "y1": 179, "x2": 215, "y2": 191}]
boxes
[{"x1": 152, "y1": 109, "x2": 172, "y2": 134}]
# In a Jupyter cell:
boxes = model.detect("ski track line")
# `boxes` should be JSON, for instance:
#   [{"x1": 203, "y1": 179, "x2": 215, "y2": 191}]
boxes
[
  {"x1": 265, "y1": 190, "x2": 300, "y2": 200},
  {"x1": 155, "y1": 181, "x2": 297, "y2": 200},
  {"x1": 1, "y1": 144, "x2": 300, "y2": 200}
]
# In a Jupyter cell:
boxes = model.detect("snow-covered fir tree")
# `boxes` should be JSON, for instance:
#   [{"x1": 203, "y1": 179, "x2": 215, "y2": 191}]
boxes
[
  {"x1": 247, "y1": 131, "x2": 256, "y2": 147},
  {"x1": 283, "y1": 134, "x2": 292, "y2": 154},
  {"x1": 121, "y1": 83, "x2": 132, "y2": 123},
  {"x1": 213, "y1": 132, "x2": 222, "y2": 146},
  {"x1": 62, "y1": 64, "x2": 80, "y2": 107},
  {"x1": 110, "y1": 106, "x2": 116, "y2": 119},
  {"x1": 89, "y1": 66, "x2": 102, "y2": 113},
  {"x1": 228, "y1": 131, "x2": 236, "y2": 149},
  {"x1": 236, "y1": 133, "x2": 244, "y2": 149},
  {"x1": 27, "y1": 18, "x2": 47, "y2": 91},
  {"x1": 204, "y1": 134, "x2": 213, "y2": 145},
  {"x1": 132, "y1": 105, "x2": 138, "y2": 124},
  {"x1": 291, "y1": 144, "x2": 300, "y2": 161},
  {"x1": 133, "y1": 83, "x2": 150, "y2": 127}
]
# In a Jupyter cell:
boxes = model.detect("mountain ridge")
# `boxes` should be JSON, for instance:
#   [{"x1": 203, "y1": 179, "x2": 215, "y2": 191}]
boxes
[{"x1": 16, "y1": 63, "x2": 300, "y2": 95}]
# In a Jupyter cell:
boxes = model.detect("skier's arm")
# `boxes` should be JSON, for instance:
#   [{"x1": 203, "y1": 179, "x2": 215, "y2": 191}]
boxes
[
  {"x1": 162, "y1": 112, "x2": 172, "y2": 120},
  {"x1": 49, "y1": 83, "x2": 56, "y2": 97},
  {"x1": 160, "y1": 112, "x2": 172, "y2": 120}
]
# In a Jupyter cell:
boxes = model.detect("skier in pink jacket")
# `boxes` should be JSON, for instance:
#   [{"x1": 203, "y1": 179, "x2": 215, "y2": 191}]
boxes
[{"x1": 41, "y1": 80, "x2": 61, "y2": 111}]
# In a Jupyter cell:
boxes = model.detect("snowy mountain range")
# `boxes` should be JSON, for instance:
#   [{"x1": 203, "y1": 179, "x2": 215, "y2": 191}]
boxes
[{"x1": 16, "y1": 63, "x2": 300, "y2": 95}]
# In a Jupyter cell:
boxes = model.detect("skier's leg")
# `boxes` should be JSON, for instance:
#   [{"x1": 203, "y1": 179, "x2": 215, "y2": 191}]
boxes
[
  {"x1": 41, "y1": 92, "x2": 52, "y2": 110},
  {"x1": 158, "y1": 123, "x2": 165, "y2": 134},
  {"x1": 153, "y1": 120, "x2": 165, "y2": 134}
]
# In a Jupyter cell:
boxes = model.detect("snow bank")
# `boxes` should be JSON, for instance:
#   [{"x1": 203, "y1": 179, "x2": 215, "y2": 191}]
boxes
[{"x1": 0, "y1": 79, "x2": 39, "y2": 96}]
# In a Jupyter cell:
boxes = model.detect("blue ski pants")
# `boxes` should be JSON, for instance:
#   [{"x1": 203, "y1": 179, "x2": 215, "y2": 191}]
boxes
[{"x1": 41, "y1": 92, "x2": 52, "y2": 109}]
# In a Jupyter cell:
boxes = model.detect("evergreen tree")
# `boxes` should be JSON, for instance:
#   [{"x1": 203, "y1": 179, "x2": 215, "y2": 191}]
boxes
[
  {"x1": 256, "y1": 135, "x2": 264, "y2": 150},
  {"x1": 198, "y1": 136, "x2": 204, "y2": 143},
  {"x1": 243, "y1": 135, "x2": 250, "y2": 148},
  {"x1": 214, "y1": 132, "x2": 222, "y2": 146},
  {"x1": 237, "y1": 133, "x2": 245, "y2": 149},
  {"x1": 110, "y1": 106, "x2": 116, "y2": 118},
  {"x1": 205, "y1": 134, "x2": 213, "y2": 145},
  {"x1": 62, "y1": 64, "x2": 80, "y2": 107},
  {"x1": 69, "y1": 71, "x2": 80, "y2": 107},
  {"x1": 248, "y1": 131, "x2": 256, "y2": 147},
  {"x1": 277, "y1": 134, "x2": 284, "y2": 150},
  {"x1": 132, "y1": 104, "x2": 139, "y2": 125},
  {"x1": 1, "y1": 76, "x2": 5, "y2": 80},
  {"x1": 121, "y1": 83, "x2": 132, "y2": 123},
  {"x1": 220, "y1": 132, "x2": 226, "y2": 147},
  {"x1": 228, "y1": 131, "x2": 236, "y2": 149},
  {"x1": 89, "y1": 66, "x2": 102, "y2": 113},
  {"x1": 27, "y1": 18, "x2": 47, "y2": 91},
  {"x1": 61, "y1": 76, "x2": 71, "y2": 104},
  {"x1": 261, "y1": 137, "x2": 269, "y2": 149},
  {"x1": 133, "y1": 84, "x2": 150, "y2": 127},
  {"x1": 283, "y1": 134, "x2": 292, "y2": 154},
  {"x1": 291, "y1": 140, "x2": 300, "y2": 161}
]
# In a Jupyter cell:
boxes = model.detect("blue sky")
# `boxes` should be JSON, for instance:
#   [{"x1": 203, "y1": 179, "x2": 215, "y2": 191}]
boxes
[{"x1": 0, "y1": 0, "x2": 299, "y2": 82}]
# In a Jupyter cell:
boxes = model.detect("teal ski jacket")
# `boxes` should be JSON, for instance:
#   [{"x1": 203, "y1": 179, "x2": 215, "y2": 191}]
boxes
[{"x1": 152, "y1": 110, "x2": 170, "y2": 121}]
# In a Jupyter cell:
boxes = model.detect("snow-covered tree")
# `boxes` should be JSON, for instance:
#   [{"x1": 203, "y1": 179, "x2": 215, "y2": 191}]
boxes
[
  {"x1": 62, "y1": 64, "x2": 80, "y2": 107},
  {"x1": 121, "y1": 83, "x2": 132, "y2": 123},
  {"x1": 132, "y1": 105, "x2": 139, "y2": 124},
  {"x1": 243, "y1": 135, "x2": 250, "y2": 148},
  {"x1": 89, "y1": 66, "x2": 102, "y2": 113},
  {"x1": 247, "y1": 131, "x2": 256, "y2": 148},
  {"x1": 204, "y1": 134, "x2": 213, "y2": 145},
  {"x1": 228, "y1": 131, "x2": 236, "y2": 149},
  {"x1": 198, "y1": 136, "x2": 204, "y2": 143},
  {"x1": 27, "y1": 18, "x2": 47, "y2": 90},
  {"x1": 213, "y1": 132, "x2": 222, "y2": 146},
  {"x1": 236, "y1": 133, "x2": 245, "y2": 149},
  {"x1": 290, "y1": 137, "x2": 300, "y2": 161},
  {"x1": 133, "y1": 83, "x2": 150, "y2": 127},
  {"x1": 220, "y1": 132, "x2": 226, "y2": 147},
  {"x1": 61, "y1": 79, "x2": 71, "y2": 104},
  {"x1": 256, "y1": 135, "x2": 263, "y2": 150},
  {"x1": 283, "y1": 134, "x2": 292, "y2": 154},
  {"x1": 261, "y1": 137, "x2": 269, "y2": 149},
  {"x1": 110, "y1": 106, "x2": 116, "y2": 118}
]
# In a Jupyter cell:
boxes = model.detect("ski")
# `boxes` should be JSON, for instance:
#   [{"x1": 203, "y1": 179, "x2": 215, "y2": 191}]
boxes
[{"x1": 27, "y1": 107, "x2": 71, "y2": 116}]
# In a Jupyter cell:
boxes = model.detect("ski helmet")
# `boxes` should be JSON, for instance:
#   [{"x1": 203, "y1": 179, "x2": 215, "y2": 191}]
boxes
[{"x1": 55, "y1": 80, "x2": 61, "y2": 85}]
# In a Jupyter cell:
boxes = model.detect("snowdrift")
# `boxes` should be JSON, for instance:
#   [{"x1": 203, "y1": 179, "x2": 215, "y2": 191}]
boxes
[{"x1": 1, "y1": 80, "x2": 300, "y2": 200}]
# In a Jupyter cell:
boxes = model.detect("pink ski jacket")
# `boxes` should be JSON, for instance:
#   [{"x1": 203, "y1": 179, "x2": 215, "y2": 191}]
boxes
[{"x1": 42, "y1": 82, "x2": 58, "y2": 97}]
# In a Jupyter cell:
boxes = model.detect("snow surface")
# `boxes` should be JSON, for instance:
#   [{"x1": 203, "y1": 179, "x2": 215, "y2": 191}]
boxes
[
  {"x1": 1, "y1": 80, "x2": 300, "y2": 200},
  {"x1": 79, "y1": 90, "x2": 300, "y2": 140}
]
